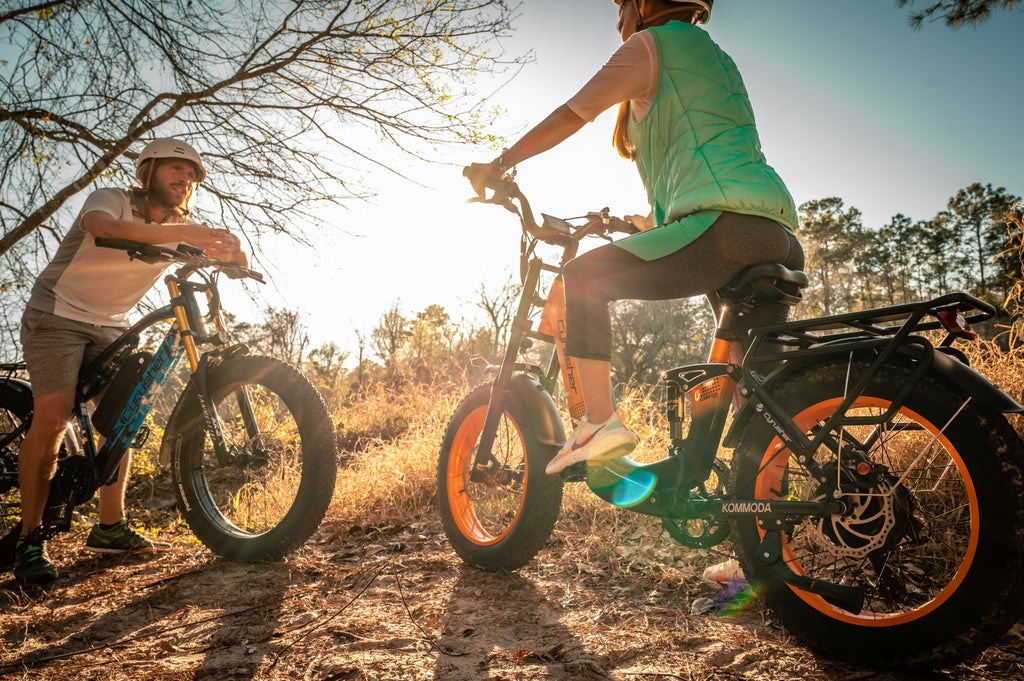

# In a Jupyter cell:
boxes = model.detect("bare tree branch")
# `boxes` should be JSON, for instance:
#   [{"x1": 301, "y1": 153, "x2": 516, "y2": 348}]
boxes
[
  {"x1": 0, "y1": 0, "x2": 522, "y2": 267},
  {"x1": 896, "y1": 0, "x2": 1020, "y2": 28}
]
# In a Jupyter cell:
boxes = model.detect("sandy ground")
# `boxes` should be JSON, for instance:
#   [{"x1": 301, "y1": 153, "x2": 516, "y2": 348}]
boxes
[{"x1": 2, "y1": 517, "x2": 1023, "y2": 681}]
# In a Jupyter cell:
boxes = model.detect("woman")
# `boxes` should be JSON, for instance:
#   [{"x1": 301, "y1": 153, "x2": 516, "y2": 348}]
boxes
[{"x1": 470, "y1": 0, "x2": 804, "y2": 474}]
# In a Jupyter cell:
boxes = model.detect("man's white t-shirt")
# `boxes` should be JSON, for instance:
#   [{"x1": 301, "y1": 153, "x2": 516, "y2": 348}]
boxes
[{"x1": 28, "y1": 188, "x2": 186, "y2": 328}]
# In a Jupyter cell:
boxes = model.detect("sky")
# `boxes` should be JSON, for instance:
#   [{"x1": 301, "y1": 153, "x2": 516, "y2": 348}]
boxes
[
  {"x1": 241, "y1": 0, "x2": 1022, "y2": 359},
  {"x1": 24, "y1": 0, "x2": 1024, "y2": 361}
]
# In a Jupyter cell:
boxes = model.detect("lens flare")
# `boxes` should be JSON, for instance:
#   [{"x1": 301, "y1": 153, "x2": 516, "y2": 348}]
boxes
[{"x1": 585, "y1": 456, "x2": 657, "y2": 507}]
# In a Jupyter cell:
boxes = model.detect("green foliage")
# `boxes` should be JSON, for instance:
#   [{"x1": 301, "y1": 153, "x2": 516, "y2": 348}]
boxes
[
  {"x1": 611, "y1": 297, "x2": 714, "y2": 384},
  {"x1": 798, "y1": 184, "x2": 1022, "y2": 317},
  {"x1": 946, "y1": 182, "x2": 1019, "y2": 300},
  {"x1": 797, "y1": 197, "x2": 864, "y2": 315}
]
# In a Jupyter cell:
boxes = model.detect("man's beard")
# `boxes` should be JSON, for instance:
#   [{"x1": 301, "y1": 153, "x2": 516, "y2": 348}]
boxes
[{"x1": 149, "y1": 183, "x2": 188, "y2": 213}]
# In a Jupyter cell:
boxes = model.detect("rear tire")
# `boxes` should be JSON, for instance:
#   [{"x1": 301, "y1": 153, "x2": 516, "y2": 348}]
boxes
[
  {"x1": 438, "y1": 383, "x2": 563, "y2": 570},
  {"x1": 730, "y1": 354, "x2": 1024, "y2": 668},
  {"x1": 0, "y1": 383, "x2": 32, "y2": 568}
]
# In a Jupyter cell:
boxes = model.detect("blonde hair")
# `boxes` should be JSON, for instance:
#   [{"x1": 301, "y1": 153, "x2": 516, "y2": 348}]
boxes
[{"x1": 614, "y1": 103, "x2": 635, "y2": 160}]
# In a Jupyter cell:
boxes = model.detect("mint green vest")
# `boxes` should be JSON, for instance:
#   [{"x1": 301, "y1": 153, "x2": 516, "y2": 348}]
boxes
[{"x1": 617, "y1": 22, "x2": 798, "y2": 261}]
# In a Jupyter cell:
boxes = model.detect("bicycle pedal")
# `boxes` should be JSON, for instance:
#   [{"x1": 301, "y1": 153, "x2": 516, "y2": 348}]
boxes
[
  {"x1": 131, "y1": 424, "x2": 151, "y2": 449},
  {"x1": 561, "y1": 462, "x2": 588, "y2": 482}
]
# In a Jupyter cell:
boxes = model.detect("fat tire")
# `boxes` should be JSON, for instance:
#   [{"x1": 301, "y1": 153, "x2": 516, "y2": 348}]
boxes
[
  {"x1": 438, "y1": 383, "x2": 563, "y2": 571},
  {"x1": 729, "y1": 353, "x2": 1024, "y2": 669},
  {"x1": 167, "y1": 356, "x2": 337, "y2": 562}
]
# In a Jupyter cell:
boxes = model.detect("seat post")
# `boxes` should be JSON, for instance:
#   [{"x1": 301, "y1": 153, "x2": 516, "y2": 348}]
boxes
[{"x1": 708, "y1": 292, "x2": 749, "y2": 347}]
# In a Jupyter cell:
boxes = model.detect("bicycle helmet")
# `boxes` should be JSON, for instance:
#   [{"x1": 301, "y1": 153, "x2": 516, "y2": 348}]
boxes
[
  {"x1": 672, "y1": 0, "x2": 712, "y2": 24},
  {"x1": 135, "y1": 138, "x2": 206, "y2": 185},
  {"x1": 618, "y1": 0, "x2": 713, "y2": 25}
]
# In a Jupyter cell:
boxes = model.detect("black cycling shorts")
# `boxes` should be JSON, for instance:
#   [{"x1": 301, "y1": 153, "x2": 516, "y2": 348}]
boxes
[{"x1": 562, "y1": 211, "x2": 804, "y2": 362}]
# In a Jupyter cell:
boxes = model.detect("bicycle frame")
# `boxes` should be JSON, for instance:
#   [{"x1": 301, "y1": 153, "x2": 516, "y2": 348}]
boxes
[
  {"x1": 467, "y1": 179, "x2": 1016, "y2": 528},
  {"x1": 448, "y1": 169, "x2": 1024, "y2": 629},
  {"x1": 43, "y1": 255, "x2": 262, "y2": 531}
]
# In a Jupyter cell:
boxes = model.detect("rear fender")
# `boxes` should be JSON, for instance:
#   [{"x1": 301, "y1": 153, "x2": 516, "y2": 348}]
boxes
[
  {"x1": 723, "y1": 343, "x2": 1023, "y2": 448},
  {"x1": 0, "y1": 378, "x2": 79, "y2": 455}
]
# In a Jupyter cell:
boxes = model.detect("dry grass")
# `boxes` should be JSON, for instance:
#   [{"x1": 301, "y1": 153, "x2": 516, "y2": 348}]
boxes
[
  {"x1": 326, "y1": 382, "x2": 463, "y2": 530},
  {"x1": 321, "y1": 376, "x2": 727, "y2": 582}
]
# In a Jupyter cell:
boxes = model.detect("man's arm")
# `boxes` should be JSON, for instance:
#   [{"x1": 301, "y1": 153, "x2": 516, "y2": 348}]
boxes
[{"x1": 81, "y1": 211, "x2": 247, "y2": 265}]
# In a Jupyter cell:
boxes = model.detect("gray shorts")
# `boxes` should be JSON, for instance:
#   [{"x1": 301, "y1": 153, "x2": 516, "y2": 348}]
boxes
[{"x1": 20, "y1": 307, "x2": 123, "y2": 397}]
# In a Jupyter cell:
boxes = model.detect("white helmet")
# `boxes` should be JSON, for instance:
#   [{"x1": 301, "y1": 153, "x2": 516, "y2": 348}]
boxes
[
  {"x1": 135, "y1": 138, "x2": 206, "y2": 185},
  {"x1": 672, "y1": 0, "x2": 712, "y2": 24},
  {"x1": 620, "y1": 0, "x2": 713, "y2": 26}
]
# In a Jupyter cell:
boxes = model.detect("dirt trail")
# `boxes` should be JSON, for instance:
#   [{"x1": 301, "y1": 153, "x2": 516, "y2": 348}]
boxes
[{"x1": 2, "y1": 522, "x2": 1022, "y2": 680}]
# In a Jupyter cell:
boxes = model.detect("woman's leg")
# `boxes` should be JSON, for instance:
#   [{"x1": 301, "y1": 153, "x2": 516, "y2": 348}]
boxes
[{"x1": 562, "y1": 212, "x2": 803, "y2": 421}]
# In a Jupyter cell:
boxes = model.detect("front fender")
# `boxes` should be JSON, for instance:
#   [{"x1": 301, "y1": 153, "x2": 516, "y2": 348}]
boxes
[
  {"x1": 509, "y1": 373, "x2": 566, "y2": 447},
  {"x1": 158, "y1": 378, "x2": 200, "y2": 466}
]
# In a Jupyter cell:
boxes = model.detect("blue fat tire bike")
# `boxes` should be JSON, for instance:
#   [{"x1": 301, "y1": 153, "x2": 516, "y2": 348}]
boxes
[
  {"x1": 438, "y1": 169, "x2": 1024, "y2": 670},
  {"x1": 0, "y1": 239, "x2": 338, "y2": 564}
]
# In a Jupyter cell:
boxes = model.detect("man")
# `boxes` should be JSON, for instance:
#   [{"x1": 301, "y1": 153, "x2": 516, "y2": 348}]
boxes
[{"x1": 14, "y1": 138, "x2": 247, "y2": 584}]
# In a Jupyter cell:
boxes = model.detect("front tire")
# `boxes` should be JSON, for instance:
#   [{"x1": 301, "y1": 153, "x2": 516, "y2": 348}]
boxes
[
  {"x1": 438, "y1": 383, "x2": 563, "y2": 571},
  {"x1": 730, "y1": 353, "x2": 1024, "y2": 668},
  {"x1": 167, "y1": 356, "x2": 337, "y2": 561}
]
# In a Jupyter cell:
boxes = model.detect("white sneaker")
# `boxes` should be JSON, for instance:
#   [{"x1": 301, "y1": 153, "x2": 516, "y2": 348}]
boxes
[{"x1": 546, "y1": 413, "x2": 638, "y2": 475}]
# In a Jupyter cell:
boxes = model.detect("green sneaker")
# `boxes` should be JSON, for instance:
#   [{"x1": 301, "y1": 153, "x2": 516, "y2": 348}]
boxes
[
  {"x1": 85, "y1": 520, "x2": 167, "y2": 554},
  {"x1": 14, "y1": 531, "x2": 59, "y2": 584}
]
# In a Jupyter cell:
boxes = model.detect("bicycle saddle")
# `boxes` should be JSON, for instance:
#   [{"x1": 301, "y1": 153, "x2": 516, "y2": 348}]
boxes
[{"x1": 715, "y1": 263, "x2": 809, "y2": 308}]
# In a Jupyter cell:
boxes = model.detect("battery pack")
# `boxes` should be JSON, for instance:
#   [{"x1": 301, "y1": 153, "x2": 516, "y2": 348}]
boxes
[{"x1": 91, "y1": 351, "x2": 154, "y2": 437}]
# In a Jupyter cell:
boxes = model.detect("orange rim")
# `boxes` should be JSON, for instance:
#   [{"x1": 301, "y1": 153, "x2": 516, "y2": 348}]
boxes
[
  {"x1": 755, "y1": 396, "x2": 979, "y2": 625},
  {"x1": 445, "y1": 405, "x2": 527, "y2": 546}
]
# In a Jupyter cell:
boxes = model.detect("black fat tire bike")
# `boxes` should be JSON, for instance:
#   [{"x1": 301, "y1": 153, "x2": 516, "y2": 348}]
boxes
[
  {"x1": 0, "y1": 239, "x2": 338, "y2": 566},
  {"x1": 438, "y1": 168, "x2": 1024, "y2": 670}
]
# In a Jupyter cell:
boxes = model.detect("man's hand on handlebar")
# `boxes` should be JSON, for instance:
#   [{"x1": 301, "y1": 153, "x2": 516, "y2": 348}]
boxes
[
  {"x1": 95, "y1": 237, "x2": 263, "y2": 283},
  {"x1": 182, "y1": 222, "x2": 249, "y2": 267}
]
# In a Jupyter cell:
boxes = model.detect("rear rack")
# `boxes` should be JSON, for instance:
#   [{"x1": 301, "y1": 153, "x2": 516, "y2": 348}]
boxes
[
  {"x1": 752, "y1": 292, "x2": 995, "y2": 348},
  {"x1": 732, "y1": 292, "x2": 1001, "y2": 461},
  {"x1": 0, "y1": 363, "x2": 26, "y2": 381}
]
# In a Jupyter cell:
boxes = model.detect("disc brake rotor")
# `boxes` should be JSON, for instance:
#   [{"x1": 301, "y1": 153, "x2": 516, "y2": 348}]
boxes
[{"x1": 809, "y1": 476, "x2": 899, "y2": 559}]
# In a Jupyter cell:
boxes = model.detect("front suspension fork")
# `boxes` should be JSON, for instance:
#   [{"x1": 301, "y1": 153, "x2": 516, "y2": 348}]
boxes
[{"x1": 471, "y1": 258, "x2": 545, "y2": 478}]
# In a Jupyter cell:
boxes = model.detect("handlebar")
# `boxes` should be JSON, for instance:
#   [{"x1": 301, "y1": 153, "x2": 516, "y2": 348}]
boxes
[
  {"x1": 463, "y1": 164, "x2": 637, "y2": 250},
  {"x1": 95, "y1": 237, "x2": 265, "y2": 283}
]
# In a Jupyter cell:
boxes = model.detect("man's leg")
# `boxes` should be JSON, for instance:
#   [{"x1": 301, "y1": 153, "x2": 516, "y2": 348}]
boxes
[
  {"x1": 97, "y1": 451, "x2": 132, "y2": 525},
  {"x1": 15, "y1": 388, "x2": 74, "y2": 583},
  {"x1": 18, "y1": 389, "x2": 75, "y2": 534},
  {"x1": 86, "y1": 446, "x2": 164, "y2": 554}
]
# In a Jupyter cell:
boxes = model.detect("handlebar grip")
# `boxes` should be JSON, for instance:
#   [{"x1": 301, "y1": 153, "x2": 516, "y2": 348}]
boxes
[
  {"x1": 176, "y1": 243, "x2": 205, "y2": 257},
  {"x1": 95, "y1": 237, "x2": 149, "y2": 251}
]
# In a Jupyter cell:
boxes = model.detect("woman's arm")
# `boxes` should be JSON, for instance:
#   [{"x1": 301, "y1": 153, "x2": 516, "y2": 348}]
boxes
[
  {"x1": 474, "y1": 32, "x2": 655, "y2": 180},
  {"x1": 482, "y1": 104, "x2": 588, "y2": 176}
]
